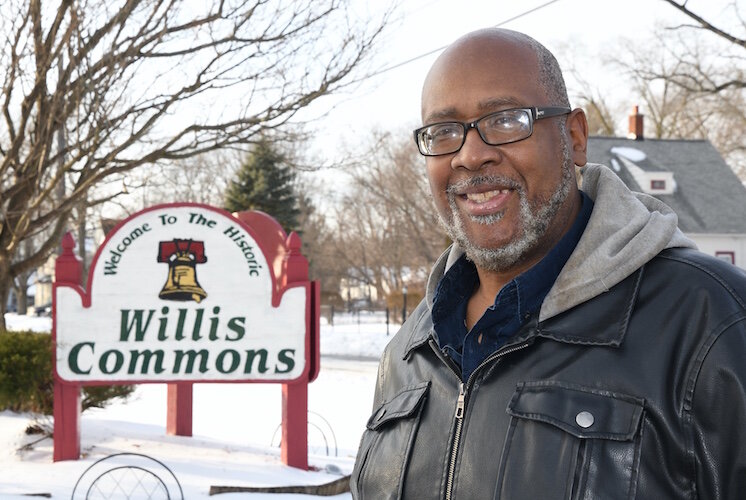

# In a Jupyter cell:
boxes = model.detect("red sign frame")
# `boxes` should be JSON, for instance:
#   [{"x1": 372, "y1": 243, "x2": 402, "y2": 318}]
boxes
[{"x1": 52, "y1": 204, "x2": 320, "y2": 469}]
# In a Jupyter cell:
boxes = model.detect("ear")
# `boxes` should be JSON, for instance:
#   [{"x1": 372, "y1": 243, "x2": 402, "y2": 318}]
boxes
[{"x1": 567, "y1": 108, "x2": 589, "y2": 167}]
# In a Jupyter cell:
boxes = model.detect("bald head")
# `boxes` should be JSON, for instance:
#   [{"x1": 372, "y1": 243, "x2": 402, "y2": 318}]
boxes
[
  {"x1": 421, "y1": 29, "x2": 569, "y2": 121},
  {"x1": 418, "y1": 28, "x2": 588, "y2": 277}
]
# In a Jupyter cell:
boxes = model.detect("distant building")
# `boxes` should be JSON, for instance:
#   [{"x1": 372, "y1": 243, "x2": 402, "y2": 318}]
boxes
[
  {"x1": 587, "y1": 106, "x2": 746, "y2": 270},
  {"x1": 339, "y1": 274, "x2": 378, "y2": 308}
]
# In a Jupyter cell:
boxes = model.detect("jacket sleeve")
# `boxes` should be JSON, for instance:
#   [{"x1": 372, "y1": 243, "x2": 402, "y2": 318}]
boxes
[{"x1": 689, "y1": 317, "x2": 746, "y2": 499}]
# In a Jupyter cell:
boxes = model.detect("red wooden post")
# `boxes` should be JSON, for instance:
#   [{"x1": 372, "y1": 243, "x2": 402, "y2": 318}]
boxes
[
  {"x1": 53, "y1": 382, "x2": 81, "y2": 461},
  {"x1": 281, "y1": 232, "x2": 310, "y2": 470},
  {"x1": 167, "y1": 383, "x2": 193, "y2": 436},
  {"x1": 53, "y1": 232, "x2": 83, "y2": 461},
  {"x1": 281, "y1": 382, "x2": 308, "y2": 469}
]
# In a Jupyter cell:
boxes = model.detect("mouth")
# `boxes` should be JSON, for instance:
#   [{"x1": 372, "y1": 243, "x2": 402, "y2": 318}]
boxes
[
  {"x1": 463, "y1": 188, "x2": 512, "y2": 203},
  {"x1": 447, "y1": 177, "x2": 519, "y2": 217}
]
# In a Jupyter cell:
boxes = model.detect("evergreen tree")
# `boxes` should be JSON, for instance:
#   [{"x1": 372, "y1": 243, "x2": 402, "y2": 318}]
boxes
[{"x1": 224, "y1": 139, "x2": 301, "y2": 233}]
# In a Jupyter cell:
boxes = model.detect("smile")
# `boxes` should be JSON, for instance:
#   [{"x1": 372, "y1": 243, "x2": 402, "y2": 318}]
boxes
[
  {"x1": 454, "y1": 188, "x2": 514, "y2": 218},
  {"x1": 464, "y1": 189, "x2": 512, "y2": 203},
  {"x1": 446, "y1": 176, "x2": 522, "y2": 217}
]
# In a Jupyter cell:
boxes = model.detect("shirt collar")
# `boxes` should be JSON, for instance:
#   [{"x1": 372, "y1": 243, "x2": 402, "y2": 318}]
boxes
[{"x1": 432, "y1": 191, "x2": 594, "y2": 349}]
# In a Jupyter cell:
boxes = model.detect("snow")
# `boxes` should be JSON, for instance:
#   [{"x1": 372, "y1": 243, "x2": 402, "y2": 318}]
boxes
[
  {"x1": 610, "y1": 146, "x2": 647, "y2": 162},
  {"x1": 2, "y1": 313, "x2": 53, "y2": 333},
  {"x1": 1, "y1": 312, "x2": 397, "y2": 499}
]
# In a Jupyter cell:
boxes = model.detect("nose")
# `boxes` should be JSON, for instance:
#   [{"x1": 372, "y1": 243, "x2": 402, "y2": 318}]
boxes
[{"x1": 451, "y1": 127, "x2": 501, "y2": 171}]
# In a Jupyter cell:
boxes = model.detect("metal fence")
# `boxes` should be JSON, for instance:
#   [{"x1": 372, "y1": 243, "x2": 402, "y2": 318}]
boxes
[{"x1": 321, "y1": 305, "x2": 401, "y2": 328}]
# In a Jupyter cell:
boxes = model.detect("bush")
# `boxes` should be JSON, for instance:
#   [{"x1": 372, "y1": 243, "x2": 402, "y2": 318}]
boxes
[
  {"x1": 0, "y1": 330, "x2": 134, "y2": 414},
  {"x1": 82, "y1": 385, "x2": 135, "y2": 411},
  {"x1": 0, "y1": 330, "x2": 54, "y2": 413}
]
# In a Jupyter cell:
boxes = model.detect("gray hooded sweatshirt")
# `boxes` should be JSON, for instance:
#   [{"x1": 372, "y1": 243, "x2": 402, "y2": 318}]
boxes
[{"x1": 425, "y1": 162, "x2": 696, "y2": 321}]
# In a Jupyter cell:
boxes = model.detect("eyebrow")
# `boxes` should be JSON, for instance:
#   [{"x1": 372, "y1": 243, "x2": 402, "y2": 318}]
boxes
[
  {"x1": 423, "y1": 96, "x2": 525, "y2": 124},
  {"x1": 478, "y1": 96, "x2": 524, "y2": 112}
]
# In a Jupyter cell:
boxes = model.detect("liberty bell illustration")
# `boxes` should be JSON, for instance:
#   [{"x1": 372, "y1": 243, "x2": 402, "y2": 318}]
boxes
[{"x1": 157, "y1": 239, "x2": 207, "y2": 303}]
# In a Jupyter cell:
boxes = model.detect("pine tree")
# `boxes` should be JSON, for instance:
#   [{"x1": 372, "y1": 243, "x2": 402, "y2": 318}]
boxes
[{"x1": 224, "y1": 139, "x2": 301, "y2": 233}]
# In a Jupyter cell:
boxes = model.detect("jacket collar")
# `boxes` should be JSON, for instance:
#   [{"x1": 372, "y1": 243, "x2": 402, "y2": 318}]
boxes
[
  {"x1": 405, "y1": 264, "x2": 644, "y2": 359},
  {"x1": 402, "y1": 306, "x2": 434, "y2": 359},
  {"x1": 536, "y1": 265, "x2": 644, "y2": 347}
]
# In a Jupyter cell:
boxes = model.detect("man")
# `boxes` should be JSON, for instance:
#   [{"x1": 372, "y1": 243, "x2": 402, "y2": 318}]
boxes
[{"x1": 351, "y1": 28, "x2": 746, "y2": 499}]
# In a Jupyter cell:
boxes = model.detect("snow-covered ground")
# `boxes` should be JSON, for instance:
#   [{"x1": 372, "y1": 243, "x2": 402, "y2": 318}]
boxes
[{"x1": 0, "y1": 311, "x2": 398, "y2": 499}]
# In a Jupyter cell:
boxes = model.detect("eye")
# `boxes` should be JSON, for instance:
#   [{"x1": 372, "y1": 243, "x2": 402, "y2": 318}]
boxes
[
  {"x1": 420, "y1": 123, "x2": 463, "y2": 151},
  {"x1": 484, "y1": 112, "x2": 524, "y2": 131},
  {"x1": 429, "y1": 123, "x2": 462, "y2": 140},
  {"x1": 479, "y1": 110, "x2": 532, "y2": 143}
]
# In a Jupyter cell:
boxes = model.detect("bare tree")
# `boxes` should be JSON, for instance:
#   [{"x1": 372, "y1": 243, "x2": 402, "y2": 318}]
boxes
[
  {"x1": 577, "y1": 94, "x2": 618, "y2": 137},
  {"x1": 295, "y1": 187, "x2": 343, "y2": 298},
  {"x1": 612, "y1": 25, "x2": 746, "y2": 178},
  {"x1": 349, "y1": 130, "x2": 446, "y2": 264},
  {"x1": 652, "y1": 1, "x2": 746, "y2": 176},
  {"x1": 660, "y1": 0, "x2": 745, "y2": 94},
  {"x1": 134, "y1": 150, "x2": 239, "y2": 208},
  {"x1": 327, "y1": 130, "x2": 446, "y2": 303},
  {"x1": 0, "y1": 0, "x2": 390, "y2": 329},
  {"x1": 558, "y1": 43, "x2": 620, "y2": 137}
]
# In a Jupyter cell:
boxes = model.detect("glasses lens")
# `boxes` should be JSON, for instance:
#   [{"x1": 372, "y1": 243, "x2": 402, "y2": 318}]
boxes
[
  {"x1": 418, "y1": 123, "x2": 464, "y2": 155},
  {"x1": 479, "y1": 109, "x2": 531, "y2": 145}
]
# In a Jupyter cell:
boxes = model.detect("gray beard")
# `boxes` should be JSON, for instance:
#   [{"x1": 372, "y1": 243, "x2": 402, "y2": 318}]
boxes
[{"x1": 438, "y1": 140, "x2": 575, "y2": 273}]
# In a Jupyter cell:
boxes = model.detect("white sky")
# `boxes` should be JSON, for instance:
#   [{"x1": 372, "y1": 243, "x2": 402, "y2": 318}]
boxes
[{"x1": 304, "y1": 0, "x2": 739, "y2": 165}]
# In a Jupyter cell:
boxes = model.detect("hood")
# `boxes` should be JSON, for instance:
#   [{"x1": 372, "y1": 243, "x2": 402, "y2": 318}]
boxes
[{"x1": 425, "y1": 163, "x2": 696, "y2": 321}]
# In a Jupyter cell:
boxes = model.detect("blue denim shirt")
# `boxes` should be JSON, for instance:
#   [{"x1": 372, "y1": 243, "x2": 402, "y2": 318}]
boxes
[{"x1": 432, "y1": 191, "x2": 593, "y2": 381}]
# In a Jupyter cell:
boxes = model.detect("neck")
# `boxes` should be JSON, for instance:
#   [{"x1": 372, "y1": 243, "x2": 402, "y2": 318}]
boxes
[{"x1": 466, "y1": 189, "x2": 583, "y2": 329}]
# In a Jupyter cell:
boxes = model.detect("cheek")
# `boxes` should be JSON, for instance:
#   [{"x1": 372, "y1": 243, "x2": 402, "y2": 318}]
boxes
[{"x1": 510, "y1": 147, "x2": 564, "y2": 200}]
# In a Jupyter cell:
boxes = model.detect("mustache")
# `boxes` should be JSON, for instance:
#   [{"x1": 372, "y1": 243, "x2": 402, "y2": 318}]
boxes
[{"x1": 446, "y1": 175, "x2": 522, "y2": 194}]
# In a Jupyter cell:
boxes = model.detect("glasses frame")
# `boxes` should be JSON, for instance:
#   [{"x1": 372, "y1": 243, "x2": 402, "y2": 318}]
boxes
[{"x1": 413, "y1": 106, "x2": 571, "y2": 157}]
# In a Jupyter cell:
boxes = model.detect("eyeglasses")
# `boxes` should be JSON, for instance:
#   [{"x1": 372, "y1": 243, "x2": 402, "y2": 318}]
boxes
[{"x1": 413, "y1": 106, "x2": 571, "y2": 156}]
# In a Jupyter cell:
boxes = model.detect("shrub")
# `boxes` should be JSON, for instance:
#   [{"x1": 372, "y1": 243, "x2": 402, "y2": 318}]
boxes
[
  {"x1": 0, "y1": 330, "x2": 134, "y2": 414},
  {"x1": 82, "y1": 385, "x2": 135, "y2": 411},
  {"x1": 0, "y1": 330, "x2": 54, "y2": 413}
]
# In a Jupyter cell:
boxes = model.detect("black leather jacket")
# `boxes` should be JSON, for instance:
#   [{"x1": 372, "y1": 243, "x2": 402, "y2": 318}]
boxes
[{"x1": 351, "y1": 248, "x2": 746, "y2": 499}]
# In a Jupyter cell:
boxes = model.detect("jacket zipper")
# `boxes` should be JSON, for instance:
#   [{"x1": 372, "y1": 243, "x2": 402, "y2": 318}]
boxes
[
  {"x1": 442, "y1": 340, "x2": 533, "y2": 500},
  {"x1": 444, "y1": 383, "x2": 466, "y2": 500}
]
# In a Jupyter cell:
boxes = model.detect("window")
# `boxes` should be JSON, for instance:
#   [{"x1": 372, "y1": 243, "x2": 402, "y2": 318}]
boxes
[
  {"x1": 715, "y1": 251, "x2": 735, "y2": 265},
  {"x1": 650, "y1": 179, "x2": 666, "y2": 190}
]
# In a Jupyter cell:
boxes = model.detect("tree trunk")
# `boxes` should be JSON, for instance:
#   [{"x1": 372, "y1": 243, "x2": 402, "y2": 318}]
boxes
[
  {"x1": 0, "y1": 274, "x2": 10, "y2": 332},
  {"x1": 18, "y1": 289, "x2": 27, "y2": 315},
  {"x1": 13, "y1": 275, "x2": 29, "y2": 315},
  {"x1": 77, "y1": 203, "x2": 88, "y2": 282}
]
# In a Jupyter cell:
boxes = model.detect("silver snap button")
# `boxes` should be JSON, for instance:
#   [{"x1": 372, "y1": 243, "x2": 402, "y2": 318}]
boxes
[{"x1": 575, "y1": 411, "x2": 594, "y2": 428}]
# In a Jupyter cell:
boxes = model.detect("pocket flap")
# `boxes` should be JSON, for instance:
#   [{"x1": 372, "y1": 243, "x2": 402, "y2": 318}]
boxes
[
  {"x1": 507, "y1": 381, "x2": 644, "y2": 440},
  {"x1": 367, "y1": 382, "x2": 430, "y2": 431}
]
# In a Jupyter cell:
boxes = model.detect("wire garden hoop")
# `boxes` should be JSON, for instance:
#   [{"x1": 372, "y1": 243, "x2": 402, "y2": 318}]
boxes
[{"x1": 71, "y1": 453, "x2": 184, "y2": 500}]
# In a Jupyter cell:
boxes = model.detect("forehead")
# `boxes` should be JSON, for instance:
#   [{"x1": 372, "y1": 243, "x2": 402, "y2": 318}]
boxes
[{"x1": 421, "y1": 35, "x2": 545, "y2": 123}]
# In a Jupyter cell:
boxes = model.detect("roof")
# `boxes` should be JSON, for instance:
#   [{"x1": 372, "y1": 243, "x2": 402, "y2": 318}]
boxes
[{"x1": 587, "y1": 136, "x2": 746, "y2": 234}]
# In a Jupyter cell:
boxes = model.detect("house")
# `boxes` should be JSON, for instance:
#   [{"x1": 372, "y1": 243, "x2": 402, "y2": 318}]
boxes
[
  {"x1": 339, "y1": 274, "x2": 379, "y2": 308},
  {"x1": 587, "y1": 107, "x2": 746, "y2": 270}
]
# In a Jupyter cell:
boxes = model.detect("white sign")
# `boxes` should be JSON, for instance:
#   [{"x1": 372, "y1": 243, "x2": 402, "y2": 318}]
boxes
[{"x1": 54, "y1": 205, "x2": 308, "y2": 383}]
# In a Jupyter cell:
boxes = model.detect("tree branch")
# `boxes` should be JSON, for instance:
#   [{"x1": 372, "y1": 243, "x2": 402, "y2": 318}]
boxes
[{"x1": 661, "y1": 0, "x2": 746, "y2": 49}]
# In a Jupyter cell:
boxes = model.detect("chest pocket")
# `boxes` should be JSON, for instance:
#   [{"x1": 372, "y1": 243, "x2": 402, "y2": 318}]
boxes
[
  {"x1": 496, "y1": 381, "x2": 644, "y2": 500},
  {"x1": 351, "y1": 382, "x2": 430, "y2": 500}
]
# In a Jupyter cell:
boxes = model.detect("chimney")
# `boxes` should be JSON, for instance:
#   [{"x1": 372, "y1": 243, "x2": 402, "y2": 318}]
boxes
[{"x1": 628, "y1": 105, "x2": 644, "y2": 140}]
